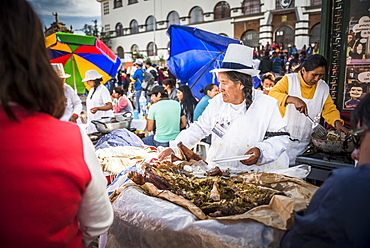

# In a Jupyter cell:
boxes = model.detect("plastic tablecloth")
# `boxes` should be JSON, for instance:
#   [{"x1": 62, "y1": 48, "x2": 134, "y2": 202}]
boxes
[{"x1": 100, "y1": 186, "x2": 285, "y2": 248}]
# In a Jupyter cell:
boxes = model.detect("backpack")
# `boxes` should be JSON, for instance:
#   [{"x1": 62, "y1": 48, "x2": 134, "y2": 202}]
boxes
[{"x1": 140, "y1": 69, "x2": 155, "y2": 91}]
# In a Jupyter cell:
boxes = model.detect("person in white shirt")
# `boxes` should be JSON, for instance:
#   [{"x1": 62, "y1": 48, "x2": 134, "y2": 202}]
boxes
[
  {"x1": 159, "y1": 44, "x2": 289, "y2": 173},
  {"x1": 51, "y1": 63, "x2": 82, "y2": 122},
  {"x1": 83, "y1": 70, "x2": 114, "y2": 134}
]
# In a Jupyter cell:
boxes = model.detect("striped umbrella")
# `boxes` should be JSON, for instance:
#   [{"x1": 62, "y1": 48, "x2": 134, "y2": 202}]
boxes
[{"x1": 46, "y1": 32, "x2": 122, "y2": 93}]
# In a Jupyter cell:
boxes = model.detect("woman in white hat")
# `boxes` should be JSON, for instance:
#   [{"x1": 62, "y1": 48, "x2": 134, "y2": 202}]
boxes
[
  {"x1": 159, "y1": 44, "x2": 289, "y2": 173},
  {"x1": 82, "y1": 69, "x2": 114, "y2": 134},
  {"x1": 51, "y1": 63, "x2": 82, "y2": 122}
]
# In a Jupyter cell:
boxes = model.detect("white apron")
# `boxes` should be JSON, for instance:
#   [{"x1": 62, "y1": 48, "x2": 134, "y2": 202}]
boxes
[
  {"x1": 284, "y1": 73, "x2": 329, "y2": 164},
  {"x1": 86, "y1": 84, "x2": 114, "y2": 134},
  {"x1": 207, "y1": 92, "x2": 289, "y2": 172},
  {"x1": 170, "y1": 92, "x2": 289, "y2": 173},
  {"x1": 207, "y1": 104, "x2": 289, "y2": 173}
]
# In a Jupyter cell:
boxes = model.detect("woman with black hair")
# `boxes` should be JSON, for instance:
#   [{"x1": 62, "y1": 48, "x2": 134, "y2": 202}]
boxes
[
  {"x1": 112, "y1": 86, "x2": 134, "y2": 114},
  {"x1": 163, "y1": 78, "x2": 178, "y2": 101},
  {"x1": 193, "y1": 84, "x2": 219, "y2": 121},
  {"x1": 83, "y1": 69, "x2": 114, "y2": 133},
  {"x1": 176, "y1": 85, "x2": 198, "y2": 127},
  {"x1": 0, "y1": 0, "x2": 113, "y2": 246},
  {"x1": 159, "y1": 44, "x2": 289, "y2": 173},
  {"x1": 269, "y1": 54, "x2": 349, "y2": 164}
]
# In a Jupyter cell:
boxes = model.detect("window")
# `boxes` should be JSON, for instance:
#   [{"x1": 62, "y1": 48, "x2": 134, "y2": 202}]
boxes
[
  {"x1": 309, "y1": 23, "x2": 321, "y2": 45},
  {"x1": 146, "y1": 16, "x2": 156, "y2": 31},
  {"x1": 167, "y1": 11, "x2": 180, "y2": 27},
  {"x1": 130, "y1": 19, "x2": 139, "y2": 34},
  {"x1": 116, "y1": 23, "x2": 123, "y2": 36},
  {"x1": 117, "y1": 46, "x2": 124, "y2": 58},
  {"x1": 131, "y1": 44, "x2": 140, "y2": 55},
  {"x1": 104, "y1": 24, "x2": 110, "y2": 32},
  {"x1": 241, "y1": 30, "x2": 259, "y2": 47},
  {"x1": 275, "y1": 25, "x2": 294, "y2": 49},
  {"x1": 103, "y1": 2, "x2": 109, "y2": 15},
  {"x1": 128, "y1": 0, "x2": 138, "y2": 5},
  {"x1": 147, "y1": 42, "x2": 157, "y2": 56},
  {"x1": 114, "y1": 0, "x2": 122, "y2": 8},
  {"x1": 242, "y1": 0, "x2": 260, "y2": 15},
  {"x1": 214, "y1": 1, "x2": 230, "y2": 20},
  {"x1": 189, "y1": 6, "x2": 204, "y2": 24}
]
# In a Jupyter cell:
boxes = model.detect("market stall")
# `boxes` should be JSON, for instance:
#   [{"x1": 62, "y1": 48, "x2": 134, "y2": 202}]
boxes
[{"x1": 94, "y1": 142, "x2": 317, "y2": 248}]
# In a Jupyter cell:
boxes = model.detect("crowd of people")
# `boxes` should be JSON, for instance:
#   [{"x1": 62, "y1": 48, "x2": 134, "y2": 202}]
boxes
[
  {"x1": 254, "y1": 41, "x2": 320, "y2": 77},
  {"x1": 92, "y1": 40, "x2": 347, "y2": 170}
]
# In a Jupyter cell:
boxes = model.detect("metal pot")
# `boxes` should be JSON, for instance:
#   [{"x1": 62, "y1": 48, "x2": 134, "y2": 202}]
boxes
[
  {"x1": 91, "y1": 112, "x2": 133, "y2": 134},
  {"x1": 311, "y1": 130, "x2": 354, "y2": 154}
]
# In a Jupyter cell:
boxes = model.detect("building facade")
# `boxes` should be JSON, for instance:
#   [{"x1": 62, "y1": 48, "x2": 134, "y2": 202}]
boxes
[{"x1": 97, "y1": 0, "x2": 322, "y2": 66}]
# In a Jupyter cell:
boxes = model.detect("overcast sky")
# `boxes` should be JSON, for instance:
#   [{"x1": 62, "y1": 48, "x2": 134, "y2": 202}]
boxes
[{"x1": 28, "y1": 0, "x2": 101, "y2": 34}]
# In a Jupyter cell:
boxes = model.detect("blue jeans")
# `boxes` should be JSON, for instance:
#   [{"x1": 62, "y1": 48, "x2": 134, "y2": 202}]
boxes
[
  {"x1": 142, "y1": 135, "x2": 169, "y2": 147},
  {"x1": 135, "y1": 89, "x2": 142, "y2": 112}
]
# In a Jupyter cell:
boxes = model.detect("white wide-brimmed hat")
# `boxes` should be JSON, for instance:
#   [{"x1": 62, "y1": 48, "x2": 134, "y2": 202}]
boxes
[
  {"x1": 82, "y1": 69, "x2": 103, "y2": 82},
  {"x1": 134, "y1": 59, "x2": 143, "y2": 65},
  {"x1": 51, "y1": 63, "x2": 71, "y2": 78},
  {"x1": 210, "y1": 44, "x2": 260, "y2": 76}
]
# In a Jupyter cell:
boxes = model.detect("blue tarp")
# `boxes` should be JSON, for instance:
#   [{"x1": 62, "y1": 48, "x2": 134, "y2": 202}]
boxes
[
  {"x1": 167, "y1": 24, "x2": 242, "y2": 100},
  {"x1": 94, "y1": 129, "x2": 144, "y2": 150}
]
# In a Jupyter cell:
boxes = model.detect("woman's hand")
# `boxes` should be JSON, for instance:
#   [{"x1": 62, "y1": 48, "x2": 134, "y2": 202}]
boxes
[
  {"x1": 69, "y1": 115, "x2": 78, "y2": 123},
  {"x1": 90, "y1": 107, "x2": 98, "y2": 114},
  {"x1": 334, "y1": 120, "x2": 349, "y2": 136},
  {"x1": 158, "y1": 148, "x2": 174, "y2": 161},
  {"x1": 240, "y1": 147, "x2": 260, "y2": 165},
  {"x1": 287, "y1": 96, "x2": 308, "y2": 115},
  {"x1": 90, "y1": 103, "x2": 113, "y2": 114}
]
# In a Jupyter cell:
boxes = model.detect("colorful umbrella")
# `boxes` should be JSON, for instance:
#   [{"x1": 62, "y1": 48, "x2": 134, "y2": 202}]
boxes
[{"x1": 45, "y1": 32, "x2": 122, "y2": 93}]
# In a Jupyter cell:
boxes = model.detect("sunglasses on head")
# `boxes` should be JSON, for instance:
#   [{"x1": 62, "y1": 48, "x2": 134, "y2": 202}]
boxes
[{"x1": 351, "y1": 127, "x2": 369, "y2": 149}]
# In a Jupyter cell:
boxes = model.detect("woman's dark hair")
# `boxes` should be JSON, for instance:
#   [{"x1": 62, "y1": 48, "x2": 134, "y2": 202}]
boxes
[
  {"x1": 351, "y1": 93, "x2": 370, "y2": 128},
  {"x1": 200, "y1": 83, "x2": 216, "y2": 95},
  {"x1": 90, "y1": 78, "x2": 103, "y2": 99},
  {"x1": 299, "y1": 54, "x2": 328, "y2": 72},
  {"x1": 177, "y1": 85, "x2": 198, "y2": 123},
  {"x1": 162, "y1": 78, "x2": 176, "y2": 88},
  {"x1": 113, "y1": 86, "x2": 124, "y2": 96},
  {"x1": 225, "y1": 71, "x2": 253, "y2": 110},
  {"x1": 0, "y1": 0, "x2": 65, "y2": 121}
]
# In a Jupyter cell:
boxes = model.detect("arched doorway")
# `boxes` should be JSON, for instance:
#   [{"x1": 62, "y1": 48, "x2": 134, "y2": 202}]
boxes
[
  {"x1": 309, "y1": 23, "x2": 321, "y2": 45},
  {"x1": 117, "y1": 46, "x2": 124, "y2": 58},
  {"x1": 147, "y1": 42, "x2": 157, "y2": 56},
  {"x1": 275, "y1": 25, "x2": 294, "y2": 49}
]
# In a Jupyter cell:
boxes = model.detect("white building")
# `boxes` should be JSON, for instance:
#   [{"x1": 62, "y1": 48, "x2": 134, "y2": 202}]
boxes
[{"x1": 97, "y1": 0, "x2": 322, "y2": 66}]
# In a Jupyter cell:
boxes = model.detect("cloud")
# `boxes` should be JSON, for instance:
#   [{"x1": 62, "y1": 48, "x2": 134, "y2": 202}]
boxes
[
  {"x1": 29, "y1": 0, "x2": 100, "y2": 17},
  {"x1": 28, "y1": 0, "x2": 101, "y2": 32}
]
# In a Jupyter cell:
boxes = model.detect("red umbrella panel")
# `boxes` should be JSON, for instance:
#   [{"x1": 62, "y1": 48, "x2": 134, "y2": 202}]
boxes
[{"x1": 46, "y1": 32, "x2": 122, "y2": 93}]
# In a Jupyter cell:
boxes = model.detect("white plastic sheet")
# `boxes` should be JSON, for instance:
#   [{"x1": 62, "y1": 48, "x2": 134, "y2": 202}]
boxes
[{"x1": 101, "y1": 186, "x2": 285, "y2": 248}]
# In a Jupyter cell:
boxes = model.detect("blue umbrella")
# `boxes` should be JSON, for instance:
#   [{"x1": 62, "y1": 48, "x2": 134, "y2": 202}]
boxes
[{"x1": 167, "y1": 24, "x2": 242, "y2": 100}]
